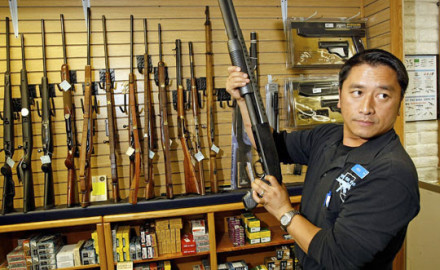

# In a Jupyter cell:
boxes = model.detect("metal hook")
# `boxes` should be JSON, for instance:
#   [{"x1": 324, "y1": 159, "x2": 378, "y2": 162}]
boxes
[
  {"x1": 36, "y1": 100, "x2": 42, "y2": 117},
  {"x1": 80, "y1": 98, "x2": 84, "y2": 114},
  {"x1": 119, "y1": 93, "x2": 128, "y2": 114},
  {"x1": 50, "y1": 97, "x2": 56, "y2": 116},
  {"x1": 0, "y1": 112, "x2": 3, "y2": 120}
]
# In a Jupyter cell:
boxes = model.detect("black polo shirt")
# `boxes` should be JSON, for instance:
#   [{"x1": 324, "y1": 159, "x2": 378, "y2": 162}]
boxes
[{"x1": 274, "y1": 124, "x2": 420, "y2": 270}]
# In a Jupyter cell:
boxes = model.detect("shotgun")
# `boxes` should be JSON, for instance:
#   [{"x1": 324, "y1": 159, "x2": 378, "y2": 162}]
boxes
[
  {"x1": 17, "y1": 34, "x2": 35, "y2": 213},
  {"x1": 188, "y1": 42, "x2": 206, "y2": 195},
  {"x1": 175, "y1": 39, "x2": 201, "y2": 195},
  {"x1": 1, "y1": 18, "x2": 15, "y2": 214},
  {"x1": 101, "y1": 15, "x2": 120, "y2": 203},
  {"x1": 128, "y1": 15, "x2": 142, "y2": 204},
  {"x1": 154, "y1": 24, "x2": 173, "y2": 199},
  {"x1": 59, "y1": 14, "x2": 79, "y2": 207}
]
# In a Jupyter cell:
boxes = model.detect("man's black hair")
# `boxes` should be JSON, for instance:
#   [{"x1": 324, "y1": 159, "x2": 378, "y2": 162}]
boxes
[{"x1": 339, "y1": 49, "x2": 409, "y2": 98}]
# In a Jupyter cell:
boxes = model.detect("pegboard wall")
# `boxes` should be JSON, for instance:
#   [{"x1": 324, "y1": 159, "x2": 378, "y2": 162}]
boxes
[{"x1": 0, "y1": 0, "x2": 394, "y2": 209}]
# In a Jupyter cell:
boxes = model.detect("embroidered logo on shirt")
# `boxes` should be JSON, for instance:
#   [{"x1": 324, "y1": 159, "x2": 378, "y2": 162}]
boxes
[
  {"x1": 335, "y1": 172, "x2": 357, "y2": 202},
  {"x1": 351, "y1": 164, "x2": 369, "y2": 179}
]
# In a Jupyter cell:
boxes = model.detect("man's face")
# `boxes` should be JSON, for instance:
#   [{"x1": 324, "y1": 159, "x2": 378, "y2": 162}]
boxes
[{"x1": 338, "y1": 63, "x2": 402, "y2": 147}]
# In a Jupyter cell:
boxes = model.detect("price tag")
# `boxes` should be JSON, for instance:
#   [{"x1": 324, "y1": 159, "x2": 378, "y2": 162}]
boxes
[
  {"x1": 211, "y1": 144, "x2": 220, "y2": 154},
  {"x1": 6, "y1": 157, "x2": 15, "y2": 168},
  {"x1": 149, "y1": 150, "x2": 155, "y2": 160},
  {"x1": 194, "y1": 151, "x2": 205, "y2": 162},
  {"x1": 21, "y1": 108, "x2": 29, "y2": 117},
  {"x1": 40, "y1": 155, "x2": 51, "y2": 164},
  {"x1": 125, "y1": 147, "x2": 135, "y2": 156},
  {"x1": 117, "y1": 261, "x2": 133, "y2": 270},
  {"x1": 59, "y1": 80, "x2": 72, "y2": 91}
]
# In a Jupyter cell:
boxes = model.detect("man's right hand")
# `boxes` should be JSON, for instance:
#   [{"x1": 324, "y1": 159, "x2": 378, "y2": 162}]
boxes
[{"x1": 226, "y1": 66, "x2": 250, "y2": 101}]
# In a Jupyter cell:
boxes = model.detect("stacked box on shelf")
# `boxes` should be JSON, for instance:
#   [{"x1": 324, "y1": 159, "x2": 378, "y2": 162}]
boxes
[
  {"x1": 81, "y1": 239, "x2": 97, "y2": 265},
  {"x1": 181, "y1": 234, "x2": 196, "y2": 255},
  {"x1": 227, "y1": 216, "x2": 245, "y2": 247},
  {"x1": 155, "y1": 218, "x2": 182, "y2": 255},
  {"x1": 129, "y1": 236, "x2": 142, "y2": 261},
  {"x1": 218, "y1": 260, "x2": 248, "y2": 270},
  {"x1": 264, "y1": 245, "x2": 296, "y2": 270},
  {"x1": 37, "y1": 234, "x2": 64, "y2": 270},
  {"x1": 73, "y1": 240, "x2": 85, "y2": 266},
  {"x1": 56, "y1": 244, "x2": 76, "y2": 268},
  {"x1": 140, "y1": 222, "x2": 158, "y2": 259},
  {"x1": 91, "y1": 230, "x2": 100, "y2": 263},
  {"x1": 190, "y1": 219, "x2": 209, "y2": 253},
  {"x1": 192, "y1": 258, "x2": 211, "y2": 270},
  {"x1": 6, "y1": 246, "x2": 28, "y2": 270},
  {"x1": 115, "y1": 225, "x2": 131, "y2": 262},
  {"x1": 112, "y1": 225, "x2": 118, "y2": 262},
  {"x1": 133, "y1": 260, "x2": 171, "y2": 270}
]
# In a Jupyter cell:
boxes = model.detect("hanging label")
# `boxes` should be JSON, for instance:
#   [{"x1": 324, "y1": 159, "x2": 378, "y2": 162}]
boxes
[
  {"x1": 6, "y1": 157, "x2": 15, "y2": 168},
  {"x1": 194, "y1": 151, "x2": 205, "y2": 162},
  {"x1": 211, "y1": 144, "x2": 220, "y2": 154},
  {"x1": 149, "y1": 150, "x2": 155, "y2": 160},
  {"x1": 59, "y1": 80, "x2": 72, "y2": 91},
  {"x1": 125, "y1": 147, "x2": 135, "y2": 157},
  {"x1": 40, "y1": 155, "x2": 51, "y2": 164}
]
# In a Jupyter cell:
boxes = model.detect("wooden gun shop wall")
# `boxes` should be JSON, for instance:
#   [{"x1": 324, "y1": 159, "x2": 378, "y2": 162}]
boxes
[{"x1": 0, "y1": 0, "x2": 406, "y2": 269}]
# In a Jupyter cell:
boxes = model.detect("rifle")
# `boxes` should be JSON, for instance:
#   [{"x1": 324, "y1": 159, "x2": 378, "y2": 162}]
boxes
[
  {"x1": 128, "y1": 15, "x2": 142, "y2": 205},
  {"x1": 101, "y1": 15, "x2": 120, "y2": 203},
  {"x1": 204, "y1": 6, "x2": 218, "y2": 194},
  {"x1": 188, "y1": 42, "x2": 205, "y2": 195},
  {"x1": 39, "y1": 19, "x2": 55, "y2": 210},
  {"x1": 17, "y1": 34, "x2": 35, "y2": 213},
  {"x1": 154, "y1": 24, "x2": 173, "y2": 199},
  {"x1": 79, "y1": 8, "x2": 94, "y2": 208},
  {"x1": 1, "y1": 17, "x2": 15, "y2": 215},
  {"x1": 59, "y1": 14, "x2": 79, "y2": 207},
  {"x1": 141, "y1": 18, "x2": 155, "y2": 200},
  {"x1": 175, "y1": 39, "x2": 201, "y2": 195},
  {"x1": 219, "y1": 0, "x2": 282, "y2": 210}
]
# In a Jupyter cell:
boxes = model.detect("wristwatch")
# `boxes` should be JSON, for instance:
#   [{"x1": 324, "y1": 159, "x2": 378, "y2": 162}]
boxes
[{"x1": 280, "y1": 209, "x2": 300, "y2": 232}]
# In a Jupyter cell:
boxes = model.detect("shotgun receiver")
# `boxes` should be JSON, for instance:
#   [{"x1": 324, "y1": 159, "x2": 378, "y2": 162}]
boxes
[
  {"x1": 1, "y1": 18, "x2": 15, "y2": 214},
  {"x1": 128, "y1": 15, "x2": 142, "y2": 205},
  {"x1": 204, "y1": 6, "x2": 219, "y2": 194},
  {"x1": 188, "y1": 42, "x2": 206, "y2": 195},
  {"x1": 141, "y1": 18, "x2": 156, "y2": 200},
  {"x1": 101, "y1": 15, "x2": 120, "y2": 203},
  {"x1": 79, "y1": 8, "x2": 94, "y2": 208},
  {"x1": 17, "y1": 34, "x2": 35, "y2": 213},
  {"x1": 39, "y1": 20, "x2": 55, "y2": 210},
  {"x1": 154, "y1": 24, "x2": 173, "y2": 199},
  {"x1": 175, "y1": 39, "x2": 201, "y2": 195},
  {"x1": 218, "y1": 0, "x2": 282, "y2": 210},
  {"x1": 59, "y1": 14, "x2": 79, "y2": 207}
]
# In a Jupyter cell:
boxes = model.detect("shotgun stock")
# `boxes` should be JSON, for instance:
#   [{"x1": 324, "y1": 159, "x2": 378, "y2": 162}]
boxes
[
  {"x1": 1, "y1": 18, "x2": 15, "y2": 214},
  {"x1": 204, "y1": 6, "x2": 219, "y2": 193},
  {"x1": 79, "y1": 8, "x2": 94, "y2": 208},
  {"x1": 59, "y1": 14, "x2": 79, "y2": 207},
  {"x1": 101, "y1": 15, "x2": 120, "y2": 203},
  {"x1": 188, "y1": 42, "x2": 206, "y2": 195},
  {"x1": 175, "y1": 39, "x2": 201, "y2": 195},
  {"x1": 17, "y1": 34, "x2": 35, "y2": 213},
  {"x1": 142, "y1": 18, "x2": 155, "y2": 200},
  {"x1": 128, "y1": 15, "x2": 142, "y2": 205},
  {"x1": 154, "y1": 24, "x2": 173, "y2": 199}
]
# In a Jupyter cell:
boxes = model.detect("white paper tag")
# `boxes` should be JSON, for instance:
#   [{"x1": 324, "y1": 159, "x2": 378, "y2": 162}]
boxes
[
  {"x1": 21, "y1": 108, "x2": 29, "y2": 117},
  {"x1": 117, "y1": 261, "x2": 133, "y2": 270},
  {"x1": 211, "y1": 144, "x2": 220, "y2": 154},
  {"x1": 6, "y1": 157, "x2": 15, "y2": 168},
  {"x1": 169, "y1": 139, "x2": 173, "y2": 147},
  {"x1": 59, "y1": 80, "x2": 72, "y2": 91},
  {"x1": 149, "y1": 150, "x2": 155, "y2": 159},
  {"x1": 194, "y1": 151, "x2": 205, "y2": 162},
  {"x1": 125, "y1": 147, "x2": 135, "y2": 156},
  {"x1": 40, "y1": 155, "x2": 51, "y2": 164}
]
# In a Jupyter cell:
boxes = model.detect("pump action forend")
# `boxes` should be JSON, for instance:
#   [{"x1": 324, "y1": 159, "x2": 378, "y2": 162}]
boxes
[{"x1": 218, "y1": 0, "x2": 283, "y2": 210}]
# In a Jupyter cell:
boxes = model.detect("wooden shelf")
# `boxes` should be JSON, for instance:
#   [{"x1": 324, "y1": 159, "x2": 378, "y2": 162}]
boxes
[
  {"x1": 58, "y1": 264, "x2": 100, "y2": 270},
  {"x1": 115, "y1": 251, "x2": 210, "y2": 265},
  {"x1": 216, "y1": 225, "x2": 295, "y2": 253}
]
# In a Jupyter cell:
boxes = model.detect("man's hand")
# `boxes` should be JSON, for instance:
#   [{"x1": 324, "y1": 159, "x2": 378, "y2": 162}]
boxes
[
  {"x1": 226, "y1": 66, "x2": 249, "y2": 102},
  {"x1": 251, "y1": 175, "x2": 294, "y2": 221}
]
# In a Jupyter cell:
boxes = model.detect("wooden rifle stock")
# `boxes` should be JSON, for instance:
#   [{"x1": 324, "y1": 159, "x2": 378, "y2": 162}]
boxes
[
  {"x1": 79, "y1": 8, "x2": 94, "y2": 208},
  {"x1": 154, "y1": 24, "x2": 173, "y2": 199},
  {"x1": 102, "y1": 15, "x2": 120, "y2": 203},
  {"x1": 204, "y1": 6, "x2": 218, "y2": 193},
  {"x1": 189, "y1": 42, "x2": 205, "y2": 195},
  {"x1": 128, "y1": 15, "x2": 142, "y2": 204},
  {"x1": 175, "y1": 39, "x2": 201, "y2": 195},
  {"x1": 60, "y1": 14, "x2": 79, "y2": 207},
  {"x1": 142, "y1": 18, "x2": 155, "y2": 200}
]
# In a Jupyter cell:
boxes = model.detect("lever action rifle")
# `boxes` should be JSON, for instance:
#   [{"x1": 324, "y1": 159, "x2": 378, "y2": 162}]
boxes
[
  {"x1": 218, "y1": 0, "x2": 283, "y2": 210},
  {"x1": 128, "y1": 15, "x2": 142, "y2": 205},
  {"x1": 175, "y1": 39, "x2": 201, "y2": 195},
  {"x1": 17, "y1": 34, "x2": 35, "y2": 213},
  {"x1": 188, "y1": 42, "x2": 205, "y2": 195},
  {"x1": 154, "y1": 24, "x2": 173, "y2": 199},
  {"x1": 59, "y1": 14, "x2": 79, "y2": 207},
  {"x1": 39, "y1": 19, "x2": 55, "y2": 210},
  {"x1": 1, "y1": 18, "x2": 15, "y2": 215},
  {"x1": 142, "y1": 18, "x2": 155, "y2": 200},
  {"x1": 79, "y1": 8, "x2": 94, "y2": 208},
  {"x1": 204, "y1": 6, "x2": 219, "y2": 194},
  {"x1": 101, "y1": 15, "x2": 120, "y2": 203}
]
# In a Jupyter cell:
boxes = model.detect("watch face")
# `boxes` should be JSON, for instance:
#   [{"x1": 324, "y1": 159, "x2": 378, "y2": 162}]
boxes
[{"x1": 281, "y1": 213, "x2": 291, "y2": 226}]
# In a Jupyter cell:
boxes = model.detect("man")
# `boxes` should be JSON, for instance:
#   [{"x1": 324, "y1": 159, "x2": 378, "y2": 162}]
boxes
[{"x1": 226, "y1": 49, "x2": 420, "y2": 269}]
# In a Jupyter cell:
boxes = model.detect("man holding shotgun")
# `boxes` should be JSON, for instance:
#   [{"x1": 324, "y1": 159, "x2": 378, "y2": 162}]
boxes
[{"x1": 226, "y1": 49, "x2": 420, "y2": 269}]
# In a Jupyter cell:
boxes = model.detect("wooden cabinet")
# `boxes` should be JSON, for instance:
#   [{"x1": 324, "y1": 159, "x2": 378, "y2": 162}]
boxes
[{"x1": 0, "y1": 216, "x2": 107, "y2": 270}]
